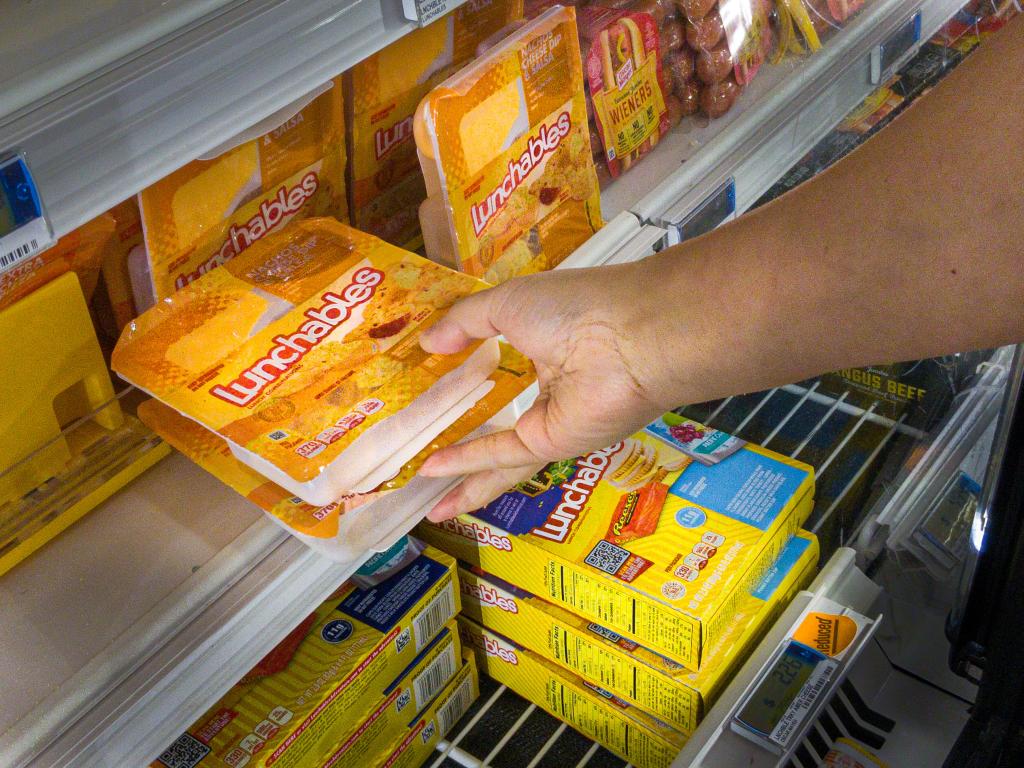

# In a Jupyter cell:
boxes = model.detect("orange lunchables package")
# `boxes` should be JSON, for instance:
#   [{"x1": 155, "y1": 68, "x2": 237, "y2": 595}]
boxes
[
  {"x1": 134, "y1": 78, "x2": 347, "y2": 306},
  {"x1": 0, "y1": 212, "x2": 115, "y2": 311},
  {"x1": 112, "y1": 218, "x2": 501, "y2": 507},
  {"x1": 580, "y1": 5, "x2": 672, "y2": 179},
  {"x1": 415, "y1": 6, "x2": 602, "y2": 283}
]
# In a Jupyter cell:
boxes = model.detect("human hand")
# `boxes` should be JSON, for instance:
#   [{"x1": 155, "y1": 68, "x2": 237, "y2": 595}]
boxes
[{"x1": 418, "y1": 259, "x2": 678, "y2": 521}]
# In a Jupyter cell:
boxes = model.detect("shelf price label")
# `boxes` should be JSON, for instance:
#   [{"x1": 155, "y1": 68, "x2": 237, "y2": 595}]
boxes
[
  {"x1": 0, "y1": 153, "x2": 54, "y2": 274},
  {"x1": 663, "y1": 178, "x2": 736, "y2": 247},
  {"x1": 403, "y1": 0, "x2": 466, "y2": 26},
  {"x1": 872, "y1": 11, "x2": 922, "y2": 84}
]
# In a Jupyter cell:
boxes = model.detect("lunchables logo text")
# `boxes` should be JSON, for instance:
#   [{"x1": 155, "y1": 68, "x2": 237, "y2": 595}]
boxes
[
  {"x1": 439, "y1": 519, "x2": 513, "y2": 551},
  {"x1": 463, "y1": 581, "x2": 519, "y2": 613},
  {"x1": 209, "y1": 267, "x2": 383, "y2": 406},
  {"x1": 374, "y1": 116, "x2": 413, "y2": 160},
  {"x1": 467, "y1": 631, "x2": 519, "y2": 665},
  {"x1": 469, "y1": 112, "x2": 570, "y2": 237},
  {"x1": 175, "y1": 172, "x2": 320, "y2": 289},
  {"x1": 531, "y1": 443, "x2": 624, "y2": 543}
]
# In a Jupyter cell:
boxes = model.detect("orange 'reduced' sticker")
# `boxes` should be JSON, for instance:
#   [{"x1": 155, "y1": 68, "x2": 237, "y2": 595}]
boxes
[{"x1": 793, "y1": 612, "x2": 857, "y2": 658}]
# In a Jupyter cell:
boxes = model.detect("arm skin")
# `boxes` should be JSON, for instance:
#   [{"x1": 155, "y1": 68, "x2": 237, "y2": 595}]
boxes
[{"x1": 418, "y1": 14, "x2": 1024, "y2": 520}]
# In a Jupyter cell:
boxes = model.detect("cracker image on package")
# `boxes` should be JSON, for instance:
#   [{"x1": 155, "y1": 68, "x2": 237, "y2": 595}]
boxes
[
  {"x1": 414, "y1": 6, "x2": 603, "y2": 283},
  {"x1": 457, "y1": 531, "x2": 818, "y2": 733},
  {"x1": 113, "y1": 218, "x2": 501, "y2": 506},
  {"x1": 136, "y1": 346, "x2": 534, "y2": 560},
  {"x1": 373, "y1": 650, "x2": 479, "y2": 768},
  {"x1": 152, "y1": 546, "x2": 459, "y2": 768},
  {"x1": 135, "y1": 78, "x2": 347, "y2": 304},
  {"x1": 418, "y1": 413, "x2": 815, "y2": 670},
  {"x1": 461, "y1": 615, "x2": 685, "y2": 768},
  {"x1": 347, "y1": 0, "x2": 524, "y2": 248}
]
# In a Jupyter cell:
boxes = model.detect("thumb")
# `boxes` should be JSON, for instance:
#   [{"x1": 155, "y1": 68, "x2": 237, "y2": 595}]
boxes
[{"x1": 420, "y1": 283, "x2": 510, "y2": 354}]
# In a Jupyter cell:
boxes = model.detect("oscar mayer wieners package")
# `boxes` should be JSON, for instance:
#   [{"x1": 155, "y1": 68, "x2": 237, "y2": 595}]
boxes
[
  {"x1": 371, "y1": 650, "x2": 479, "y2": 768},
  {"x1": 347, "y1": 0, "x2": 524, "y2": 249},
  {"x1": 152, "y1": 547, "x2": 459, "y2": 768},
  {"x1": 414, "y1": 6, "x2": 602, "y2": 283},
  {"x1": 457, "y1": 531, "x2": 818, "y2": 734},
  {"x1": 580, "y1": 5, "x2": 670, "y2": 179},
  {"x1": 135, "y1": 78, "x2": 346, "y2": 305},
  {"x1": 461, "y1": 616, "x2": 685, "y2": 768},
  {"x1": 136, "y1": 346, "x2": 535, "y2": 560},
  {"x1": 418, "y1": 413, "x2": 815, "y2": 670},
  {"x1": 113, "y1": 218, "x2": 501, "y2": 506}
]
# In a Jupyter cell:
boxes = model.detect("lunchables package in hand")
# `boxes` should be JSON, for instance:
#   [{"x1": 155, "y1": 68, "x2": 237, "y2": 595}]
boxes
[
  {"x1": 419, "y1": 414, "x2": 815, "y2": 670},
  {"x1": 114, "y1": 218, "x2": 501, "y2": 506},
  {"x1": 462, "y1": 616, "x2": 686, "y2": 768},
  {"x1": 415, "y1": 6, "x2": 603, "y2": 283},
  {"x1": 136, "y1": 346, "x2": 534, "y2": 560},
  {"x1": 134, "y1": 78, "x2": 346, "y2": 306},
  {"x1": 457, "y1": 531, "x2": 818, "y2": 734},
  {"x1": 0, "y1": 212, "x2": 115, "y2": 311},
  {"x1": 347, "y1": 0, "x2": 525, "y2": 249},
  {"x1": 154, "y1": 549, "x2": 460, "y2": 768}
]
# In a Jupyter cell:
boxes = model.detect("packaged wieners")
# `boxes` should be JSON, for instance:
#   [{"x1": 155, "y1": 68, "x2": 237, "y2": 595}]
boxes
[
  {"x1": 153, "y1": 544, "x2": 460, "y2": 768},
  {"x1": 419, "y1": 413, "x2": 815, "y2": 670},
  {"x1": 136, "y1": 346, "x2": 534, "y2": 560},
  {"x1": 414, "y1": 6, "x2": 603, "y2": 283},
  {"x1": 457, "y1": 531, "x2": 819, "y2": 733},
  {"x1": 113, "y1": 218, "x2": 500, "y2": 505}
]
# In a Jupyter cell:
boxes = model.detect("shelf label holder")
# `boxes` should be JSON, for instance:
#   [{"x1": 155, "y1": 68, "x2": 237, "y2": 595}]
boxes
[
  {"x1": 663, "y1": 177, "x2": 736, "y2": 248},
  {"x1": 0, "y1": 153, "x2": 54, "y2": 274},
  {"x1": 871, "y1": 11, "x2": 922, "y2": 84}
]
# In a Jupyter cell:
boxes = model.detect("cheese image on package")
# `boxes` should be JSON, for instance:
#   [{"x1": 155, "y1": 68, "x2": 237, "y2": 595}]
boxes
[
  {"x1": 136, "y1": 346, "x2": 535, "y2": 560},
  {"x1": 414, "y1": 6, "x2": 602, "y2": 283},
  {"x1": 136, "y1": 78, "x2": 347, "y2": 304},
  {"x1": 418, "y1": 414, "x2": 815, "y2": 670},
  {"x1": 113, "y1": 218, "x2": 500, "y2": 506}
]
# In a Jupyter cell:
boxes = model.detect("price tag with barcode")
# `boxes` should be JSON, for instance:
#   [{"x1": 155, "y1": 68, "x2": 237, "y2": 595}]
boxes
[{"x1": 0, "y1": 153, "x2": 54, "y2": 274}]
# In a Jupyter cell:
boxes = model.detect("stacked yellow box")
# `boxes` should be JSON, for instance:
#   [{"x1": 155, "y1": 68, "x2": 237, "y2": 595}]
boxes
[
  {"x1": 345, "y1": 0, "x2": 523, "y2": 249},
  {"x1": 418, "y1": 414, "x2": 819, "y2": 767},
  {"x1": 151, "y1": 540, "x2": 463, "y2": 768}
]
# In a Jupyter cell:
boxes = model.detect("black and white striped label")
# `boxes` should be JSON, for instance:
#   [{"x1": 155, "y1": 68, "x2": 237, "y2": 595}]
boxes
[
  {"x1": 412, "y1": 582, "x2": 456, "y2": 651},
  {"x1": 412, "y1": 641, "x2": 457, "y2": 711},
  {"x1": 436, "y1": 674, "x2": 475, "y2": 737},
  {"x1": 0, "y1": 218, "x2": 52, "y2": 275},
  {"x1": 770, "y1": 658, "x2": 839, "y2": 748}
]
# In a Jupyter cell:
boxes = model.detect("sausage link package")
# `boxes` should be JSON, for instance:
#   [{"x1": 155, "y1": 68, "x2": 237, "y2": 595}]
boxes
[
  {"x1": 418, "y1": 413, "x2": 815, "y2": 670},
  {"x1": 414, "y1": 7, "x2": 603, "y2": 283},
  {"x1": 136, "y1": 346, "x2": 535, "y2": 560},
  {"x1": 113, "y1": 218, "x2": 502, "y2": 507},
  {"x1": 346, "y1": 0, "x2": 525, "y2": 249},
  {"x1": 0, "y1": 212, "x2": 115, "y2": 312},
  {"x1": 371, "y1": 650, "x2": 479, "y2": 768},
  {"x1": 457, "y1": 531, "x2": 818, "y2": 733},
  {"x1": 134, "y1": 79, "x2": 347, "y2": 306},
  {"x1": 461, "y1": 616, "x2": 686, "y2": 768},
  {"x1": 152, "y1": 545, "x2": 460, "y2": 768}
]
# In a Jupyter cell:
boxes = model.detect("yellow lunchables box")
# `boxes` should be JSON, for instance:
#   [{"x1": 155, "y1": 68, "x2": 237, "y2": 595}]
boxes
[
  {"x1": 461, "y1": 615, "x2": 686, "y2": 768},
  {"x1": 332, "y1": 649, "x2": 479, "y2": 768},
  {"x1": 418, "y1": 413, "x2": 815, "y2": 671},
  {"x1": 136, "y1": 345, "x2": 534, "y2": 561},
  {"x1": 151, "y1": 546, "x2": 459, "y2": 768},
  {"x1": 113, "y1": 218, "x2": 501, "y2": 506},
  {"x1": 457, "y1": 531, "x2": 819, "y2": 733},
  {"x1": 136, "y1": 78, "x2": 347, "y2": 304}
]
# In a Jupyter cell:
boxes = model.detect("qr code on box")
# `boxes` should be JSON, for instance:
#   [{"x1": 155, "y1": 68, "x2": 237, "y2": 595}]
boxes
[
  {"x1": 156, "y1": 733, "x2": 211, "y2": 768},
  {"x1": 584, "y1": 540, "x2": 631, "y2": 575},
  {"x1": 395, "y1": 628, "x2": 411, "y2": 654}
]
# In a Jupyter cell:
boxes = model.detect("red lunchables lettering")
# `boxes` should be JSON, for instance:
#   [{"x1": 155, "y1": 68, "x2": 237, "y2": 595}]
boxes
[
  {"x1": 463, "y1": 581, "x2": 518, "y2": 613},
  {"x1": 531, "y1": 443, "x2": 624, "y2": 543},
  {"x1": 209, "y1": 267, "x2": 383, "y2": 406},
  {"x1": 195, "y1": 708, "x2": 236, "y2": 743},
  {"x1": 175, "y1": 172, "x2": 319, "y2": 289},
  {"x1": 374, "y1": 116, "x2": 414, "y2": 160},
  {"x1": 439, "y1": 519, "x2": 513, "y2": 551},
  {"x1": 469, "y1": 112, "x2": 571, "y2": 237}
]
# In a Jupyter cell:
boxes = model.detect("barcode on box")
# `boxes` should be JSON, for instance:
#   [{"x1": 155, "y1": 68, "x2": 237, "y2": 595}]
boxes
[
  {"x1": 413, "y1": 642, "x2": 457, "y2": 710},
  {"x1": 437, "y1": 675, "x2": 475, "y2": 736},
  {"x1": 0, "y1": 238, "x2": 39, "y2": 272},
  {"x1": 156, "y1": 733, "x2": 211, "y2": 768},
  {"x1": 412, "y1": 582, "x2": 455, "y2": 650}
]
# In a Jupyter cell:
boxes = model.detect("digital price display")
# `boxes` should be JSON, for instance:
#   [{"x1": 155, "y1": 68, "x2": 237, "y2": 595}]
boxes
[
  {"x1": 670, "y1": 178, "x2": 736, "y2": 245},
  {"x1": 734, "y1": 641, "x2": 837, "y2": 749},
  {"x1": 0, "y1": 154, "x2": 52, "y2": 273}
]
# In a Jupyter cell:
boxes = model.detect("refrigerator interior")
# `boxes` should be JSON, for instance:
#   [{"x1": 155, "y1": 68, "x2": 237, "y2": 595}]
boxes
[{"x1": 0, "y1": 0, "x2": 1012, "y2": 766}]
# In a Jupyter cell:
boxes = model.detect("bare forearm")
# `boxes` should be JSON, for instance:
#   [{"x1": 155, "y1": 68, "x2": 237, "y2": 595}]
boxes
[{"x1": 642, "y1": 15, "x2": 1024, "y2": 407}]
